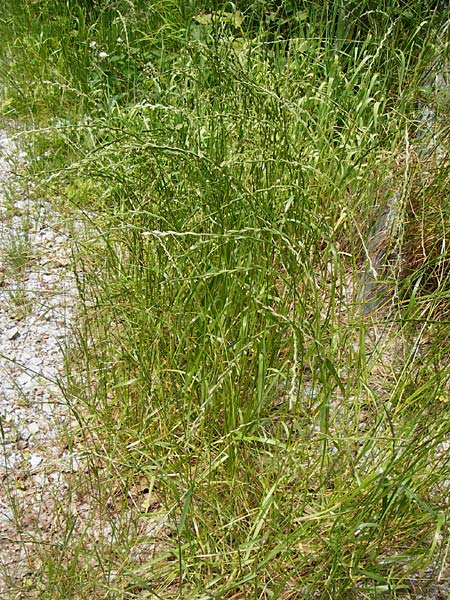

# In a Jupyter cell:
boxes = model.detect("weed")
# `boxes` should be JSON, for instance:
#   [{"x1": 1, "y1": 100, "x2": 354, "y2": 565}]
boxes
[
  {"x1": 1, "y1": 1, "x2": 450, "y2": 598},
  {"x1": 6, "y1": 284, "x2": 32, "y2": 319},
  {"x1": 2, "y1": 229, "x2": 33, "y2": 274}
]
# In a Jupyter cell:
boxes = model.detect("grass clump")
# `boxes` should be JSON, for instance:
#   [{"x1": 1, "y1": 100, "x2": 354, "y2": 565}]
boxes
[{"x1": 1, "y1": 1, "x2": 450, "y2": 598}]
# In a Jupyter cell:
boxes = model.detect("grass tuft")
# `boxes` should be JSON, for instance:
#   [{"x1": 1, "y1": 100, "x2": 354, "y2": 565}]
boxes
[{"x1": 1, "y1": 1, "x2": 450, "y2": 598}]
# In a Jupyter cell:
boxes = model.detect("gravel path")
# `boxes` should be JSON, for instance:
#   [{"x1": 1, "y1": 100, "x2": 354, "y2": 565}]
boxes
[{"x1": 0, "y1": 129, "x2": 80, "y2": 594}]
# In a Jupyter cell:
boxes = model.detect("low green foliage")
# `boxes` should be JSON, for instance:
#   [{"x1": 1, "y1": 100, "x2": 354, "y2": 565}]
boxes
[{"x1": 1, "y1": 0, "x2": 449, "y2": 598}]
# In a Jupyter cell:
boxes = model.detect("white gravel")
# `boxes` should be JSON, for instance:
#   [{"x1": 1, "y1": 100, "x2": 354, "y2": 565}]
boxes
[{"x1": 0, "y1": 129, "x2": 81, "y2": 593}]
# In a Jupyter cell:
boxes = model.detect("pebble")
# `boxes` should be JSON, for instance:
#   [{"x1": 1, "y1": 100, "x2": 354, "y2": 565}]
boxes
[
  {"x1": 27, "y1": 422, "x2": 41, "y2": 435},
  {"x1": 29, "y1": 454, "x2": 43, "y2": 469},
  {"x1": 7, "y1": 327, "x2": 20, "y2": 340}
]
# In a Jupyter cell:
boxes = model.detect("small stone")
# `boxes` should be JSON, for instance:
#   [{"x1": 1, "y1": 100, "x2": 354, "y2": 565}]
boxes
[
  {"x1": 70, "y1": 454, "x2": 82, "y2": 472},
  {"x1": 29, "y1": 454, "x2": 43, "y2": 469},
  {"x1": 18, "y1": 427, "x2": 31, "y2": 442},
  {"x1": 0, "y1": 508, "x2": 14, "y2": 524},
  {"x1": 33, "y1": 473, "x2": 47, "y2": 486},
  {"x1": 27, "y1": 422, "x2": 40, "y2": 435},
  {"x1": 8, "y1": 327, "x2": 20, "y2": 341},
  {"x1": 5, "y1": 453, "x2": 21, "y2": 469},
  {"x1": 16, "y1": 372, "x2": 32, "y2": 388}
]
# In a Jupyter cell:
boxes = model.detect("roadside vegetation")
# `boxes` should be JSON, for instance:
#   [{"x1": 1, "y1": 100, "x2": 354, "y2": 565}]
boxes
[{"x1": 1, "y1": 1, "x2": 449, "y2": 598}]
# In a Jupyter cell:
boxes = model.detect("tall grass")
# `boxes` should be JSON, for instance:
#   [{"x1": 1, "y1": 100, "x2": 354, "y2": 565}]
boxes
[{"x1": 1, "y1": 1, "x2": 450, "y2": 598}]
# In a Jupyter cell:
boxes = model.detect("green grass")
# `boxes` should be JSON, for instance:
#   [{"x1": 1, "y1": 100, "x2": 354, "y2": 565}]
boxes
[
  {"x1": 1, "y1": 1, "x2": 450, "y2": 598},
  {"x1": 1, "y1": 227, "x2": 33, "y2": 274}
]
